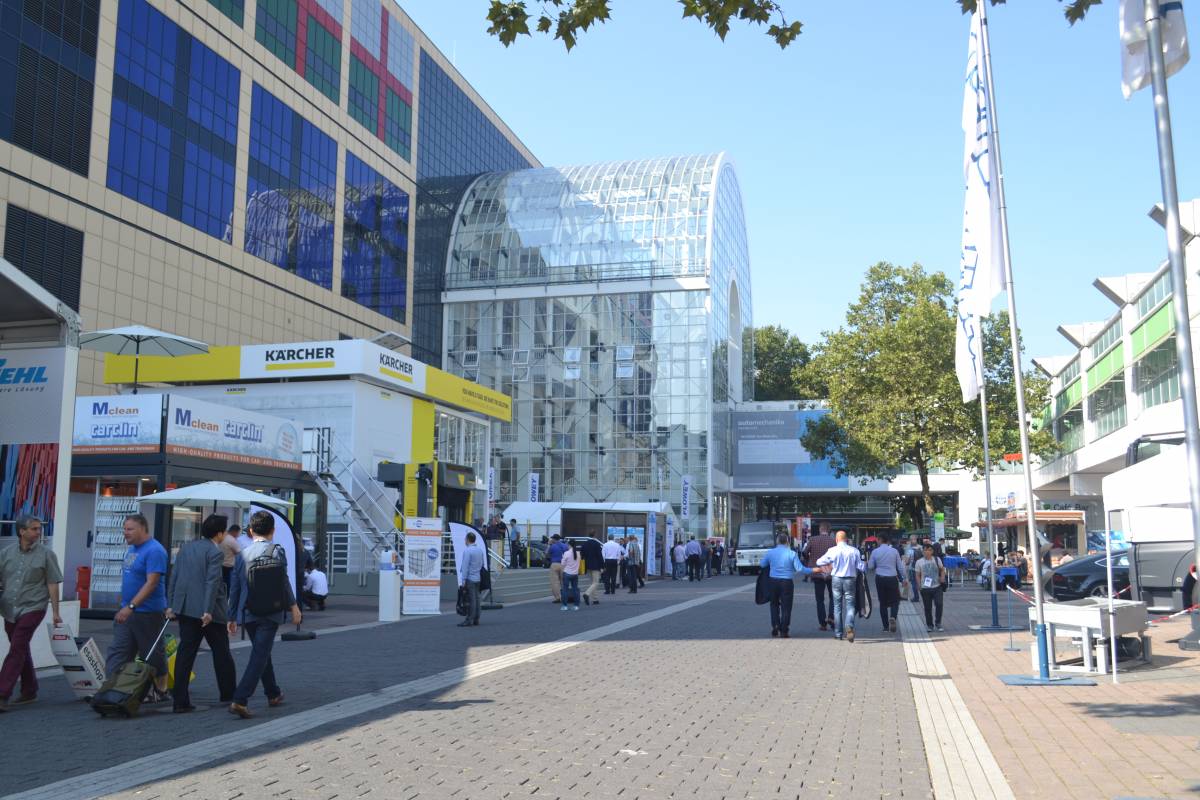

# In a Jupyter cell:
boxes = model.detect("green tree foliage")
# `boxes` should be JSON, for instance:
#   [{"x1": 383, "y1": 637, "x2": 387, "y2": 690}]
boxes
[
  {"x1": 485, "y1": 1, "x2": 1099, "y2": 52},
  {"x1": 798, "y1": 262, "x2": 1053, "y2": 526},
  {"x1": 752, "y1": 325, "x2": 812, "y2": 401}
]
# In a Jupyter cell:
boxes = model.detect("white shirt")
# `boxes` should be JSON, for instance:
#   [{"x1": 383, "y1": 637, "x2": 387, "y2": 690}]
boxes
[
  {"x1": 817, "y1": 542, "x2": 866, "y2": 578},
  {"x1": 304, "y1": 569, "x2": 328, "y2": 595},
  {"x1": 602, "y1": 540, "x2": 625, "y2": 560},
  {"x1": 673, "y1": 544, "x2": 686, "y2": 563}
]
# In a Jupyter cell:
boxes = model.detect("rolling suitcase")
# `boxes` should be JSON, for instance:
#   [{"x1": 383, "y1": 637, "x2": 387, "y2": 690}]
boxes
[{"x1": 91, "y1": 618, "x2": 171, "y2": 718}]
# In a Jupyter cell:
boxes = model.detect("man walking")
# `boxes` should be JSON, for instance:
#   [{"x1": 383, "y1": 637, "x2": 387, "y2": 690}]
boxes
[
  {"x1": 227, "y1": 511, "x2": 302, "y2": 719},
  {"x1": 0, "y1": 515, "x2": 62, "y2": 711},
  {"x1": 166, "y1": 514, "x2": 236, "y2": 712},
  {"x1": 866, "y1": 533, "x2": 906, "y2": 634},
  {"x1": 508, "y1": 519, "x2": 523, "y2": 568},
  {"x1": 759, "y1": 533, "x2": 814, "y2": 638},
  {"x1": 458, "y1": 531, "x2": 484, "y2": 627},
  {"x1": 107, "y1": 513, "x2": 169, "y2": 698},
  {"x1": 547, "y1": 534, "x2": 568, "y2": 603},
  {"x1": 684, "y1": 536, "x2": 702, "y2": 581},
  {"x1": 817, "y1": 530, "x2": 865, "y2": 642},
  {"x1": 624, "y1": 535, "x2": 642, "y2": 594},
  {"x1": 579, "y1": 536, "x2": 604, "y2": 606},
  {"x1": 905, "y1": 536, "x2": 921, "y2": 604},
  {"x1": 804, "y1": 524, "x2": 836, "y2": 630},
  {"x1": 601, "y1": 534, "x2": 623, "y2": 595},
  {"x1": 672, "y1": 540, "x2": 686, "y2": 580}
]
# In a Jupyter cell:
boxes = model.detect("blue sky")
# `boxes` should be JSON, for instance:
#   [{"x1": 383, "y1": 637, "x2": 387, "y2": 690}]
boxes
[{"x1": 400, "y1": 1, "x2": 1198, "y2": 361}]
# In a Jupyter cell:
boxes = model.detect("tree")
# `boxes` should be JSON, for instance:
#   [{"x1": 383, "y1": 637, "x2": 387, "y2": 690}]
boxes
[
  {"x1": 799, "y1": 261, "x2": 1052, "y2": 527},
  {"x1": 485, "y1": 1, "x2": 1099, "y2": 52},
  {"x1": 752, "y1": 325, "x2": 811, "y2": 401}
]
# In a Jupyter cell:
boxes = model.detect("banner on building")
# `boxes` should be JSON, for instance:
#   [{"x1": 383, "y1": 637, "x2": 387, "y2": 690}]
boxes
[
  {"x1": 646, "y1": 513, "x2": 658, "y2": 576},
  {"x1": 680, "y1": 475, "x2": 692, "y2": 519},
  {"x1": 165, "y1": 395, "x2": 301, "y2": 469},
  {"x1": 72, "y1": 394, "x2": 164, "y2": 454},
  {"x1": 529, "y1": 472, "x2": 540, "y2": 503},
  {"x1": 1, "y1": 347, "x2": 68, "y2": 530},
  {"x1": 487, "y1": 466, "x2": 496, "y2": 509}
]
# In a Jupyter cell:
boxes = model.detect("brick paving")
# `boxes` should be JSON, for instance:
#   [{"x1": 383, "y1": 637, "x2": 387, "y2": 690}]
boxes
[
  {"x1": 927, "y1": 586, "x2": 1200, "y2": 800},
  {"x1": 3, "y1": 575, "x2": 932, "y2": 800}
]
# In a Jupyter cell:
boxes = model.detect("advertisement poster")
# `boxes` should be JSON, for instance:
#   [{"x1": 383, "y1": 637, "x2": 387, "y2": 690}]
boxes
[
  {"x1": 403, "y1": 517, "x2": 443, "y2": 615},
  {"x1": 731, "y1": 409, "x2": 845, "y2": 491},
  {"x1": 72, "y1": 394, "x2": 164, "y2": 454},
  {"x1": 1, "y1": 347, "x2": 67, "y2": 530},
  {"x1": 646, "y1": 513, "x2": 658, "y2": 576},
  {"x1": 607, "y1": 525, "x2": 626, "y2": 542},
  {"x1": 165, "y1": 395, "x2": 301, "y2": 469},
  {"x1": 487, "y1": 466, "x2": 496, "y2": 511}
]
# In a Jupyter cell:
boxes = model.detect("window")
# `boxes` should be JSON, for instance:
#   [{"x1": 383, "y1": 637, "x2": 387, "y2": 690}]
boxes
[
  {"x1": 1089, "y1": 320, "x2": 1122, "y2": 359},
  {"x1": 4, "y1": 205, "x2": 83, "y2": 311},
  {"x1": 207, "y1": 0, "x2": 244, "y2": 25},
  {"x1": 1136, "y1": 337, "x2": 1180, "y2": 409},
  {"x1": 1088, "y1": 376, "x2": 1127, "y2": 441},
  {"x1": 107, "y1": 0, "x2": 240, "y2": 241},
  {"x1": 244, "y1": 84, "x2": 337, "y2": 288},
  {"x1": 342, "y1": 152, "x2": 408, "y2": 322},
  {"x1": 255, "y1": 0, "x2": 341, "y2": 102},
  {"x1": 1136, "y1": 271, "x2": 1172, "y2": 319},
  {"x1": 1059, "y1": 358, "x2": 1080, "y2": 386},
  {"x1": 347, "y1": 0, "x2": 413, "y2": 159},
  {"x1": 0, "y1": 0, "x2": 100, "y2": 176}
]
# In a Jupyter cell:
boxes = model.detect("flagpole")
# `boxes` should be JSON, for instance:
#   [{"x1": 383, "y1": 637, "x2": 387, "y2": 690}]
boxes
[
  {"x1": 978, "y1": 372, "x2": 1002, "y2": 628},
  {"x1": 1143, "y1": 0, "x2": 1200, "y2": 651},
  {"x1": 977, "y1": 0, "x2": 1053, "y2": 680}
]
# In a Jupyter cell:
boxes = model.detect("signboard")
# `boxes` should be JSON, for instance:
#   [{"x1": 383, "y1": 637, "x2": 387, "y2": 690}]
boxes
[
  {"x1": 403, "y1": 517, "x2": 443, "y2": 615},
  {"x1": 646, "y1": 513, "x2": 658, "y2": 577},
  {"x1": 665, "y1": 516, "x2": 674, "y2": 550},
  {"x1": 680, "y1": 475, "x2": 692, "y2": 519},
  {"x1": 731, "y1": 409, "x2": 844, "y2": 491},
  {"x1": 487, "y1": 466, "x2": 496, "y2": 509},
  {"x1": 165, "y1": 395, "x2": 302, "y2": 469},
  {"x1": 105, "y1": 339, "x2": 512, "y2": 422},
  {"x1": 72, "y1": 395, "x2": 163, "y2": 454},
  {"x1": 932, "y1": 512, "x2": 946, "y2": 542},
  {"x1": 1, "y1": 346, "x2": 69, "y2": 534},
  {"x1": 529, "y1": 472, "x2": 540, "y2": 503}
]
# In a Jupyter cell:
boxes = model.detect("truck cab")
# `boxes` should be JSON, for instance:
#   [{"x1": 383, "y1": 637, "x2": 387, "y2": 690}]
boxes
[{"x1": 734, "y1": 520, "x2": 786, "y2": 575}]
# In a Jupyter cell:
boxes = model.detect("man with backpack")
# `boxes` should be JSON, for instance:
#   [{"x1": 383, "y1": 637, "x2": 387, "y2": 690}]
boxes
[{"x1": 227, "y1": 511, "x2": 301, "y2": 719}]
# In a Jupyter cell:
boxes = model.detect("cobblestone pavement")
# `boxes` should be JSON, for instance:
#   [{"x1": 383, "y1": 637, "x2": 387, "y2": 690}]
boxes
[
  {"x1": 927, "y1": 584, "x2": 1200, "y2": 800},
  {"x1": 4, "y1": 575, "x2": 932, "y2": 800}
]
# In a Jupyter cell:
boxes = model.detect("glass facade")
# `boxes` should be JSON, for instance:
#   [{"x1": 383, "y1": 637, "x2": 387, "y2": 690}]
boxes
[
  {"x1": 1136, "y1": 336, "x2": 1180, "y2": 409},
  {"x1": 207, "y1": 0, "x2": 244, "y2": 26},
  {"x1": 348, "y1": 0, "x2": 413, "y2": 160},
  {"x1": 108, "y1": 0, "x2": 240, "y2": 242},
  {"x1": 442, "y1": 156, "x2": 752, "y2": 538},
  {"x1": 245, "y1": 83, "x2": 337, "y2": 288},
  {"x1": 4, "y1": 204, "x2": 84, "y2": 311},
  {"x1": 255, "y1": 0, "x2": 342, "y2": 103},
  {"x1": 0, "y1": 0, "x2": 99, "y2": 176},
  {"x1": 342, "y1": 152, "x2": 408, "y2": 322},
  {"x1": 411, "y1": 50, "x2": 535, "y2": 366}
]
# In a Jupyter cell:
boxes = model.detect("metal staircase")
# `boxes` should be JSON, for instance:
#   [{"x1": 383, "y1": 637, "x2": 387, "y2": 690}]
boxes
[{"x1": 303, "y1": 427, "x2": 403, "y2": 566}]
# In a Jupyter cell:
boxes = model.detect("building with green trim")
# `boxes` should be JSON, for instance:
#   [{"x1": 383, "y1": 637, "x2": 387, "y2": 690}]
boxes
[{"x1": 1032, "y1": 199, "x2": 1200, "y2": 531}]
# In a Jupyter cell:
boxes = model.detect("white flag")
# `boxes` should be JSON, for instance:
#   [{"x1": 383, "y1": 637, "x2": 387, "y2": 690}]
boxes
[
  {"x1": 1121, "y1": 0, "x2": 1189, "y2": 99},
  {"x1": 956, "y1": 13, "x2": 1004, "y2": 402}
]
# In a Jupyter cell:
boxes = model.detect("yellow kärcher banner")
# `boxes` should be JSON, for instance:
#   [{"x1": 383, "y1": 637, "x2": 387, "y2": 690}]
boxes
[{"x1": 105, "y1": 339, "x2": 511, "y2": 422}]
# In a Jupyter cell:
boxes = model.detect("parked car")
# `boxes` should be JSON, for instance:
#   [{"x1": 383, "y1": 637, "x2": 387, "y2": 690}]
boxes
[
  {"x1": 523, "y1": 539, "x2": 549, "y2": 567},
  {"x1": 1050, "y1": 551, "x2": 1130, "y2": 601}
]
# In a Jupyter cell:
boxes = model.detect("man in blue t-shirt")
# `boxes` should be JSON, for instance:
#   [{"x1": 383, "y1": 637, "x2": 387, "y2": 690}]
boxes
[{"x1": 106, "y1": 513, "x2": 169, "y2": 693}]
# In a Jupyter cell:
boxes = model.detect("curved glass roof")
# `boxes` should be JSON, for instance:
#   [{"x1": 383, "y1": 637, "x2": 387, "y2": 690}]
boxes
[{"x1": 445, "y1": 154, "x2": 739, "y2": 289}]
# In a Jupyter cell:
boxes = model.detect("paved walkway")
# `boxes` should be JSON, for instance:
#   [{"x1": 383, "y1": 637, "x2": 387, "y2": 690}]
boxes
[{"x1": 5, "y1": 576, "x2": 932, "y2": 800}]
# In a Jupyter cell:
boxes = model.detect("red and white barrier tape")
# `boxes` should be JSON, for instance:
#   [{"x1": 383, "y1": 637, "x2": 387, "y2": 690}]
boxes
[{"x1": 1003, "y1": 585, "x2": 1196, "y2": 623}]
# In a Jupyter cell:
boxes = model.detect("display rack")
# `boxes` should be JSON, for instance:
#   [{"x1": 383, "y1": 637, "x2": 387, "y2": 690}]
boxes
[{"x1": 89, "y1": 494, "x2": 139, "y2": 606}]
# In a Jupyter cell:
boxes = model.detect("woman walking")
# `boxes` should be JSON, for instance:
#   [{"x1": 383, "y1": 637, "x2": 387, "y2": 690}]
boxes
[
  {"x1": 560, "y1": 542, "x2": 581, "y2": 611},
  {"x1": 915, "y1": 544, "x2": 946, "y2": 632}
]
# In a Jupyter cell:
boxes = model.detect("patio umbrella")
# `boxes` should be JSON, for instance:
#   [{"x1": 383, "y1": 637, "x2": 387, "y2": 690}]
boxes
[
  {"x1": 78, "y1": 325, "x2": 208, "y2": 394},
  {"x1": 137, "y1": 481, "x2": 295, "y2": 512}
]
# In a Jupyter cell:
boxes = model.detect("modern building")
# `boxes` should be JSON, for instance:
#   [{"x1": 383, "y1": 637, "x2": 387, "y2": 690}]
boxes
[
  {"x1": 1033, "y1": 199, "x2": 1200, "y2": 536},
  {"x1": 440, "y1": 155, "x2": 753, "y2": 540},
  {"x1": 0, "y1": 0, "x2": 535, "y2": 394}
]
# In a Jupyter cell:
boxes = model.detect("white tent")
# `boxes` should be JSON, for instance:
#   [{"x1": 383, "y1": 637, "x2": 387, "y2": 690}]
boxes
[{"x1": 499, "y1": 501, "x2": 679, "y2": 541}]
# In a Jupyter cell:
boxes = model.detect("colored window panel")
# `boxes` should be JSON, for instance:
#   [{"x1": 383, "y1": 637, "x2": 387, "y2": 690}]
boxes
[
  {"x1": 305, "y1": 17, "x2": 341, "y2": 103},
  {"x1": 0, "y1": 0, "x2": 99, "y2": 176},
  {"x1": 313, "y1": 0, "x2": 342, "y2": 22},
  {"x1": 245, "y1": 83, "x2": 336, "y2": 289},
  {"x1": 349, "y1": 0, "x2": 382, "y2": 61},
  {"x1": 107, "y1": 0, "x2": 239, "y2": 241},
  {"x1": 348, "y1": 54, "x2": 379, "y2": 133},
  {"x1": 384, "y1": 88, "x2": 411, "y2": 160},
  {"x1": 343, "y1": 152, "x2": 408, "y2": 322},
  {"x1": 207, "y1": 0, "x2": 244, "y2": 25},
  {"x1": 386, "y1": 17, "x2": 414, "y2": 90},
  {"x1": 255, "y1": 0, "x2": 298, "y2": 69},
  {"x1": 4, "y1": 204, "x2": 84, "y2": 311}
]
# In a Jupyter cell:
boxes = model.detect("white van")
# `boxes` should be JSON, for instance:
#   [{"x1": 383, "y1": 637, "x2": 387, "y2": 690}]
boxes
[{"x1": 734, "y1": 520, "x2": 787, "y2": 575}]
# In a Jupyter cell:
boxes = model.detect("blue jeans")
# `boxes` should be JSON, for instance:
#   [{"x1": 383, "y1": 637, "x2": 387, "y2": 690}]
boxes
[
  {"x1": 561, "y1": 574, "x2": 580, "y2": 607},
  {"x1": 233, "y1": 619, "x2": 281, "y2": 706},
  {"x1": 831, "y1": 576, "x2": 857, "y2": 636}
]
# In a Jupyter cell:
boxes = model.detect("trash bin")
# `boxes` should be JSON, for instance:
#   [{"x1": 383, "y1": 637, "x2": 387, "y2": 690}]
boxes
[{"x1": 76, "y1": 566, "x2": 92, "y2": 609}]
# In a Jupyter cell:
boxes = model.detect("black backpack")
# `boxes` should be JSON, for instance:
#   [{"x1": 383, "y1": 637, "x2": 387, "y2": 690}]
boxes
[{"x1": 246, "y1": 544, "x2": 290, "y2": 617}]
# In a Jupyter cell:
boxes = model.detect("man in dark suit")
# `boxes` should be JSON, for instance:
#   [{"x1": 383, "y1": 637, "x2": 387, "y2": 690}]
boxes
[{"x1": 166, "y1": 514, "x2": 236, "y2": 713}]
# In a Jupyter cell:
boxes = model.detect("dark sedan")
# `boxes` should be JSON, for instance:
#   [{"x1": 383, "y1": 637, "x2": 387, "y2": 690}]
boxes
[{"x1": 1050, "y1": 551, "x2": 1130, "y2": 601}]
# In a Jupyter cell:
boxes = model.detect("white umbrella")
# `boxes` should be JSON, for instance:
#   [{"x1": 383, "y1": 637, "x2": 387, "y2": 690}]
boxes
[
  {"x1": 137, "y1": 481, "x2": 295, "y2": 511},
  {"x1": 79, "y1": 325, "x2": 208, "y2": 394}
]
